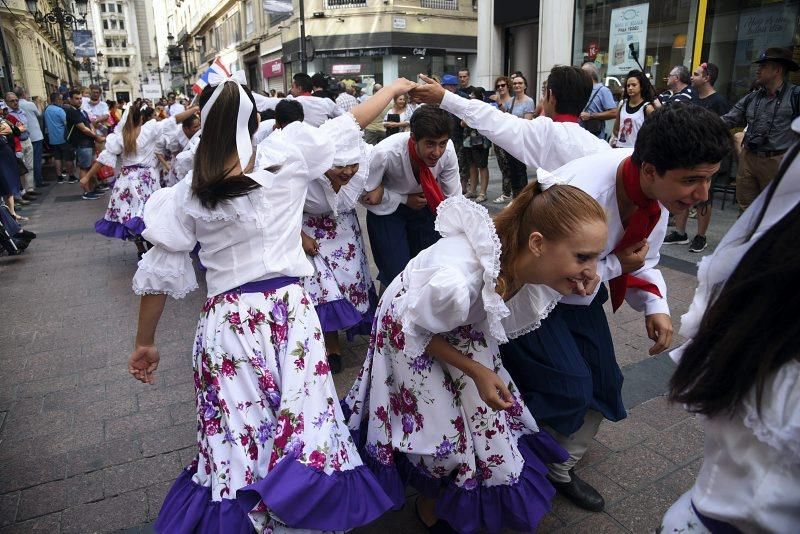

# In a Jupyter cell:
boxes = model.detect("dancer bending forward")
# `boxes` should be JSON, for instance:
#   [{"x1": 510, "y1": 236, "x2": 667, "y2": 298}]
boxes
[{"x1": 343, "y1": 180, "x2": 608, "y2": 533}]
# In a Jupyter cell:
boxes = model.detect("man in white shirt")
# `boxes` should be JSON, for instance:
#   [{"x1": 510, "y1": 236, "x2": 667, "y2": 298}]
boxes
[
  {"x1": 167, "y1": 92, "x2": 185, "y2": 117},
  {"x1": 361, "y1": 105, "x2": 461, "y2": 287},
  {"x1": 15, "y1": 88, "x2": 47, "y2": 189},
  {"x1": 414, "y1": 76, "x2": 734, "y2": 513},
  {"x1": 81, "y1": 85, "x2": 110, "y2": 135},
  {"x1": 291, "y1": 73, "x2": 343, "y2": 127}
]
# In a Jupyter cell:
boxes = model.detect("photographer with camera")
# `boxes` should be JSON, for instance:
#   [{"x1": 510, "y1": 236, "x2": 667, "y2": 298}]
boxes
[{"x1": 722, "y1": 47, "x2": 800, "y2": 211}]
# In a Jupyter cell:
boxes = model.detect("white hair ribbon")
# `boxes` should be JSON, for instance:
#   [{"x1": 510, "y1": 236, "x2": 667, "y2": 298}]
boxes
[
  {"x1": 536, "y1": 168, "x2": 569, "y2": 190},
  {"x1": 200, "y1": 69, "x2": 253, "y2": 172},
  {"x1": 116, "y1": 102, "x2": 132, "y2": 131}
]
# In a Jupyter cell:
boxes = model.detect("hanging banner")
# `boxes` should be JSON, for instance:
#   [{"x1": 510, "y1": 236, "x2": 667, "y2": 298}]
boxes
[
  {"x1": 141, "y1": 84, "x2": 162, "y2": 99},
  {"x1": 263, "y1": 0, "x2": 293, "y2": 14},
  {"x1": 607, "y1": 3, "x2": 649, "y2": 76},
  {"x1": 73, "y1": 30, "x2": 96, "y2": 58},
  {"x1": 262, "y1": 58, "x2": 284, "y2": 79}
]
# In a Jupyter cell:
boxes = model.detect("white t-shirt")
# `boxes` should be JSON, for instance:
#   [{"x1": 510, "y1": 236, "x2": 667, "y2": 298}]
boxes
[{"x1": 295, "y1": 95, "x2": 343, "y2": 127}]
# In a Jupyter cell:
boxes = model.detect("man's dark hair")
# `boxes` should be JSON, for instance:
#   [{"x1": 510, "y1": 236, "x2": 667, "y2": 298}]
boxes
[
  {"x1": 632, "y1": 104, "x2": 733, "y2": 175},
  {"x1": 182, "y1": 114, "x2": 200, "y2": 130},
  {"x1": 68, "y1": 89, "x2": 81, "y2": 99},
  {"x1": 311, "y1": 72, "x2": 327, "y2": 90},
  {"x1": 458, "y1": 68, "x2": 470, "y2": 75},
  {"x1": 275, "y1": 99, "x2": 304, "y2": 126},
  {"x1": 261, "y1": 108, "x2": 276, "y2": 121},
  {"x1": 89, "y1": 84, "x2": 101, "y2": 92},
  {"x1": 703, "y1": 62, "x2": 720, "y2": 86},
  {"x1": 49, "y1": 92, "x2": 61, "y2": 103},
  {"x1": 293, "y1": 73, "x2": 312, "y2": 93},
  {"x1": 546, "y1": 65, "x2": 593, "y2": 116},
  {"x1": 673, "y1": 65, "x2": 691, "y2": 85},
  {"x1": 167, "y1": 91, "x2": 176, "y2": 98},
  {"x1": 410, "y1": 105, "x2": 452, "y2": 141}
]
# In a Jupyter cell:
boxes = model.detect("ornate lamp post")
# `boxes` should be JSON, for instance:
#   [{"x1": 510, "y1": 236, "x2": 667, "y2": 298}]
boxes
[{"x1": 25, "y1": 0, "x2": 89, "y2": 87}]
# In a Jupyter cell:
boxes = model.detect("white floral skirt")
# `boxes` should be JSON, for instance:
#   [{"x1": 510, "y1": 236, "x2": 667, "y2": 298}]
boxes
[
  {"x1": 342, "y1": 277, "x2": 568, "y2": 534},
  {"x1": 301, "y1": 209, "x2": 376, "y2": 338},
  {"x1": 95, "y1": 164, "x2": 159, "y2": 240},
  {"x1": 154, "y1": 284, "x2": 392, "y2": 533}
]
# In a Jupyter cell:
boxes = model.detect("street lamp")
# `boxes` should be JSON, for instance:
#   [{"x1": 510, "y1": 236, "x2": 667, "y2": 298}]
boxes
[{"x1": 25, "y1": 0, "x2": 89, "y2": 87}]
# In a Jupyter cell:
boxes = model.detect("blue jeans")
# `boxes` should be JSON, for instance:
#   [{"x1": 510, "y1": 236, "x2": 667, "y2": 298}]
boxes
[
  {"x1": 75, "y1": 146, "x2": 94, "y2": 170},
  {"x1": 32, "y1": 140, "x2": 44, "y2": 187}
]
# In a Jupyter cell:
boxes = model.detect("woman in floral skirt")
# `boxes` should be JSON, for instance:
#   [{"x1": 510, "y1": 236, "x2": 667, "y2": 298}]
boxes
[
  {"x1": 300, "y1": 123, "x2": 377, "y2": 374},
  {"x1": 127, "y1": 73, "x2": 416, "y2": 532},
  {"x1": 343, "y1": 179, "x2": 609, "y2": 533},
  {"x1": 90, "y1": 99, "x2": 198, "y2": 256}
]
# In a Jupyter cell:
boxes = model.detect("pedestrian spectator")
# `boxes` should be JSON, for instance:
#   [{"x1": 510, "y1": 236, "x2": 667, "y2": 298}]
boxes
[
  {"x1": 15, "y1": 87, "x2": 47, "y2": 189},
  {"x1": 5, "y1": 92, "x2": 38, "y2": 200},
  {"x1": 0, "y1": 113, "x2": 22, "y2": 220},
  {"x1": 43, "y1": 92, "x2": 77, "y2": 184},
  {"x1": 611, "y1": 70, "x2": 655, "y2": 148},
  {"x1": 335, "y1": 82, "x2": 359, "y2": 113},
  {"x1": 276, "y1": 91, "x2": 285, "y2": 98},
  {"x1": 665, "y1": 61, "x2": 732, "y2": 252},
  {"x1": 63, "y1": 89, "x2": 105, "y2": 199},
  {"x1": 166, "y1": 92, "x2": 185, "y2": 117},
  {"x1": 660, "y1": 143, "x2": 800, "y2": 533},
  {"x1": 269, "y1": 88, "x2": 276, "y2": 97},
  {"x1": 441, "y1": 74, "x2": 470, "y2": 190},
  {"x1": 31, "y1": 95, "x2": 44, "y2": 113},
  {"x1": 383, "y1": 93, "x2": 412, "y2": 136},
  {"x1": 503, "y1": 74, "x2": 535, "y2": 197},
  {"x1": 579, "y1": 62, "x2": 617, "y2": 140},
  {"x1": 488, "y1": 76, "x2": 514, "y2": 203},
  {"x1": 457, "y1": 68, "x2": 471, "y2": 97},
  {"x1": 656, "y1": 65, "x2": 694, "y2": 107},
  {"x1": 363, "y1": 83, "x2": 388, "y2": 145},
  {"x1": 722, "y1": 46, "x2": 800, "y2": 211},
  {"x1": 81, "y1": 84, "x2": 110, "y2": 136},
  {"x1": 462, "y1": 86, "x2": 492, "y2": 203},
  {"x1": 106, "y1": 100, "x2": 119, "y2": 132},
  {"x1": 290, "y1": 73, "x2": 343, "y2": 127}
]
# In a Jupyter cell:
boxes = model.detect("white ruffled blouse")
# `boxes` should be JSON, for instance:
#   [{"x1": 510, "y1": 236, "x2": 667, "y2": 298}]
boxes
[
  {"x1": 154, "y1": 117, "x2": 189, "y2": 157},
  {"x1": 392, "y1": 195, "x2": 562, "y2": 359},
  {"x1": 97, "y1": 119, "x2": 168, "y2": 169},
  {"x1": 671, "y1": 149, "x2": 800, "y2": 532},
  {"x1": 132, "y1": 114, "x2": 360, "y2": 298},
  {"x1": 304, "y1": 143, "x2": 372, "y2": 217}
]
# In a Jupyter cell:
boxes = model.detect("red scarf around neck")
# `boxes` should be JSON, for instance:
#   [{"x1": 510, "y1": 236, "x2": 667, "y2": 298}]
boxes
[
  {"x1": 407, "y1": 137, "x2": 445, "y2": 213},
  {"x1": 608, "y1": 157, "x2": 663, "y2": 312},
  {"x1": 552, "y1": 113, "x2": 579, "y2": 123}
]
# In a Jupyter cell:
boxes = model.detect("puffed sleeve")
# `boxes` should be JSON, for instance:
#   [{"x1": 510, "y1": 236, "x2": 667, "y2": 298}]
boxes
[
  {"x1": 393, "y1": 265, "x2": 473, "y2": 359},
  {"x1": 96, "y1": 131, "x2": 123, "y2": 167},
  {"x1": 132, "y1": 182, "x2": 199, "y2": 299}
]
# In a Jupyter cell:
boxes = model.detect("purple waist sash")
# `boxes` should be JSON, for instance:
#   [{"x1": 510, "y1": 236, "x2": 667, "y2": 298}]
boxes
[
  {"x1": 220, "y1": 276, "x2": 300, "y2": 296},
  {"x1": 691, "y1": 501, "x2": 742, "y2": 534}
]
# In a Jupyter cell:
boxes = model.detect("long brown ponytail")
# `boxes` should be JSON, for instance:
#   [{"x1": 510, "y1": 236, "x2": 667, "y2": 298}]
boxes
[
  {"x1": 493, "y1": 181, "x2": 606, "y2": 297},
  {"x1": 122, "y1": 99, "x2": 143, "y2": 156}
]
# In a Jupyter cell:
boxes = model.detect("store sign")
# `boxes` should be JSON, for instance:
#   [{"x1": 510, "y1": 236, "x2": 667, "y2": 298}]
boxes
[
  {"x1": 332, "y1": 64, "x2": 362, "y2": 75},
  {"x1": 736, "y1": 5, "x2": 798, "y2": 66},
  {"x1": 607, "y1": 3, "x2": 649, "y2": 76},
  {"x1": 393, "y1": 17, "x2": 406, "y2": 30},
  {"x1": 262, "y1": 59, "x2": 284, "y2": 79},
  {"x1": 73, "y1": 30, "x2": 95, "y2": 58}
]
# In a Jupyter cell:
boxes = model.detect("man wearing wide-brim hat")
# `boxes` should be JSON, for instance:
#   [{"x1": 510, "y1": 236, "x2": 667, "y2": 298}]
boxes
[{"x1": 722, "y1": 46, "x2": 800, "y2": 211}]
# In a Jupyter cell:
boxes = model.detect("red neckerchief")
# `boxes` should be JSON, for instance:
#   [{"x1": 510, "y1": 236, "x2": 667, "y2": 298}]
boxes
[
  {"x1": 407, "y1": 137, "x2": 445, "y2": 213},
  {"x1": 608, "y1": 157, "x2": 663, "y2": 312},
  {"x1": 552, "y1": 113, "x2": 579, "y2": 123}
]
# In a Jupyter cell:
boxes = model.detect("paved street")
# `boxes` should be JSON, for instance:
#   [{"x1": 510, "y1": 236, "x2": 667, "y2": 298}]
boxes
[{"x1": 0, "y1": 157, "x2": 730, "y2": 533}]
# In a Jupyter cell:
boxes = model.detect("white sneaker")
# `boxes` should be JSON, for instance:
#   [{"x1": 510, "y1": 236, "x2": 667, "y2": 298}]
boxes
[{"x1": 493, "y1": 194, "x2": 511, "y2": 204}]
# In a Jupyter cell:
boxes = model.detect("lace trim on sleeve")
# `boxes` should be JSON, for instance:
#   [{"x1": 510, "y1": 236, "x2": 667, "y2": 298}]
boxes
[{"x1": 435, "y1": 195, "x2": 509, "y2": 343}]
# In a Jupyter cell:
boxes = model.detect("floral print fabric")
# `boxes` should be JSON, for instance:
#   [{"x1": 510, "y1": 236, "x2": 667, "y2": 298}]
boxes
[
  {"x1": 189, "y1": 284, "x2": 365, "y2": 530},
  {"x1": 344, "y1": 276, "x2": 552, "y2": 502},
  {"x1": 301, "y1": 209, "x2": 375, "y2": 321},
  {"x1": 102, "y1": 165, "x2": 159, "y2": 229}
]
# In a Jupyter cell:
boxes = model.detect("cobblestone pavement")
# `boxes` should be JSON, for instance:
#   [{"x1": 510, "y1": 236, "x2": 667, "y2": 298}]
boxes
[{"x1": 0, "y1": 162, "x2": 719, "y2": 533}]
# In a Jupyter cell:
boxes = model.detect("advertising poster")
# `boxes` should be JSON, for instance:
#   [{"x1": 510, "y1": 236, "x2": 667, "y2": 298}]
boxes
[
  {"x1": 607, "y1": 3, "x2": 649, "y2": 76},
  {"x1": 263, "y1": 0, "x2": 293, "y2": 13},
  {"x1": 73, "y1": 30, "x2": 96, "y2": 58}
]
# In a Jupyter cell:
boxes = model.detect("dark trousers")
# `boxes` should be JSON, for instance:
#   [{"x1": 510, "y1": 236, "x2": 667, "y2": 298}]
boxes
[
  {"x1": 507, "y1": 153, "x2": 528, "y2": 197},
  {"x1": 366, "y1": 204, "x2": 440, "y2": 286},
  {"x1": 32, "y1": 140, "x2": 44, "y2": 187}
]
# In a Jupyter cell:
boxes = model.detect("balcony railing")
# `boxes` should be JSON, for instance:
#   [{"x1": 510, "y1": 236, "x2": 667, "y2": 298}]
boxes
[{"x1": 420, "y1": 0, "x2": 458, "y2": 9}]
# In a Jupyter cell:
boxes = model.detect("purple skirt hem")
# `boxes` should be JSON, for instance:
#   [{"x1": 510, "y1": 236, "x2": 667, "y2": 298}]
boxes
[
  {"x1": 154, "y1": 455, "x2": 394, "y2": 533},
  {"x1": 94, "y1": 216, "x2": 145, "y2": 241},
  {"x1": 316, "y1": 298, "x2": 364, "y2": 333},
  {"x1": 342, "y1": 399, "x2": 568, "y2": 534}
]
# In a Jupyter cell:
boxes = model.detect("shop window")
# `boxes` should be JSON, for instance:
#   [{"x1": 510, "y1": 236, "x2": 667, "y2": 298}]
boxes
[
  {"x1": 699, "y1": 0, "x2": 800, "y2": 104},
  {"x1": 573, "y1": 0, "x2": 699, "y2": 99},
  {"x1": 100, "y1": 4, "x2": 106, "y2": 12},
  {"x1": 245, "y1": 0, "x2": 254, "y2": 36}
]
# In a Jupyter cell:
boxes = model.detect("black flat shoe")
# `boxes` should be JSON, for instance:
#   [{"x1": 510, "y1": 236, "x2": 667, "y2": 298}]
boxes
[
  {"x1": 15, "y1": 229, "x2": 36, "y2": 241},
  {"x1": 414, "y1": 498, "x2": 457, "y2": 534},
  {"x1": 550, "y1": 468, "x2": 605, "y2": 512},
  {"x1": 328, "y1": 353, "x2": 343, "y2": 374}
]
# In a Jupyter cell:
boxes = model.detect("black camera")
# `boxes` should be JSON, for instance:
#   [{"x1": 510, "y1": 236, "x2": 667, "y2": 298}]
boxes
[{"x1": 744, "y1": 131, "x2": 768, "y2": 151}]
